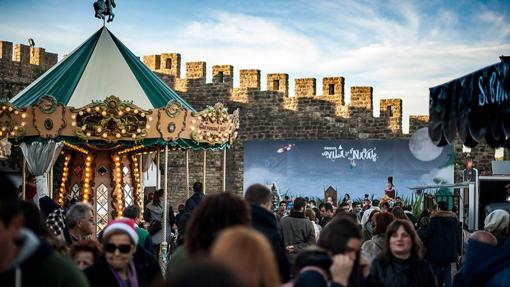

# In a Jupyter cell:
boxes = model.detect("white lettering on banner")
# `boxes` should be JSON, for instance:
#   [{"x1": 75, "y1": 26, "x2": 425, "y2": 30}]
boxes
[{"x1": 321, "y1": 145, "x2": 378, "y2": 162}]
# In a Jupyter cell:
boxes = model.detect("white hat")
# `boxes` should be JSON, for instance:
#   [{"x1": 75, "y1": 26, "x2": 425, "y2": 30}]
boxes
[
  {"x1": 103, "y1": 217, "x2": 139, "y2": 244},
  {"x1": 484, "y1": 209, "x2": 510, "y2": 233}
]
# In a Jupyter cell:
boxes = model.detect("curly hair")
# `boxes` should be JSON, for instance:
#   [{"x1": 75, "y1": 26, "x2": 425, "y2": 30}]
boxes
[
  {"x1": 184, "y1": 192, "x2": 251, "y2": 256},
  {"x1": 380, "y1": 219, "x2": 424, "y2": 262},
  {"x1": 70, "y1": 239, "x2": 102, "y2": 261}
]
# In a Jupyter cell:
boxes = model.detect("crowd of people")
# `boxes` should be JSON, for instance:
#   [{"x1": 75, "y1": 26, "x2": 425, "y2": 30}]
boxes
[{"x1": 1, "y1": 173, "x2": 509, "y2": 287}]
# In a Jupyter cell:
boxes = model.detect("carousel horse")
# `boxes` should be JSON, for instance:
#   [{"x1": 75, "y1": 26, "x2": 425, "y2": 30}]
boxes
[{"x1": 93, "y1": 0, "x2": 116, "y2": 22}]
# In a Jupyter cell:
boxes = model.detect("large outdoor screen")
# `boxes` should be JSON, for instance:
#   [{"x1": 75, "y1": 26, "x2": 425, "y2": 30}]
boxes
[{"x1": 244, "y1": 131, "x2": 454, "y2": 201}]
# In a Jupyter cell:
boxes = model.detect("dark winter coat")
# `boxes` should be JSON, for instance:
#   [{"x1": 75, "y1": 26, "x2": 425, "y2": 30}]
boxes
[
  {"x1": 85, "y1": 247, "x2": 162, "y2": 287},
  {"x1": 0, "y1": 236, "x2": 89, "y2": 287},
  {"x1": 422, "y1": 210, "x2": 461, "y2": 262},
  {"x1": 367, "y1": 257, "x2": 435, "y2": 287},
  {"x1": 453, "y1": 239, "x2": 510, "y2": 287},
  {"x1": 279, "y1": 211, "x2": 316, "y2": 264},
  {"x1": 251, "y1": 204, "x2": 290, "y2": 282},
  {"x1": 183, "y1": 191, "x2": 205, "y2": 213}
]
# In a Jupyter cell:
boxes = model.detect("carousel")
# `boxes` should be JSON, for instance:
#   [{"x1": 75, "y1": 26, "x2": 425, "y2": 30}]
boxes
[{"x1": 0, "y1": 21, "x2": 239, "y2": 269}]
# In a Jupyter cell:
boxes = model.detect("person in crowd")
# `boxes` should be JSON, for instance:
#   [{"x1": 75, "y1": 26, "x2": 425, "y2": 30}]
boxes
[
  {"x1": 65, "y1": 202, "x2": 95, "y2": 246},
  {"x1": 144, "y1": 189, "x2": 175, "y2": 252},
  {"x1": 367, "y1": 220, "x2": 435, "y2": 287},
  {"x1": 453, "y1": 230, "x2": 510, "y2": 287},
  {"x1": 421, "y1": 201, "x2": 460, "y2": 287},
  {"x1": 280, "y1": 197, "x2": 316, "y2": 266},
  {"x1": 309, "y1": 200, "x2": 317, "y2": 209},
  {"x1": 176, "y1": 182, "x2": 204, "y2": 245},
  {"x1": 305, "y1": 208, "x2": 322, "y2": 240},
  {"x1": 339, "y1": 202, "x2": 351, "y2": 213},
  {"x1": 380, "y1": 201, "x2": 391, "y2": 213},
  {"x1": 352, "y1": 202, "x2": 362, "y2": 221},
  {"x1": 0, "y1": 173, "x2": 89, "y2": 287},
  {"x1": 183, "y1": 181, "x2": 205, "y2": 212},
  {"x1": 362, "y1": 209, "x2": 380, "y2": 241},
  {"x1": 124, "y1": 205, "x2": 156, "y2": 256},
  {"x1": 316, "y1": 216, "x2": 367, "y2": 287},
  {"x1": 403, "y1": 205, "x2": 417, "y2": 226},
  {"x1": 361, "y1": 212, "x2": 395, "y2": 263},
  {"x1": 342, "y1": 193, "x2": 352, "y2": 207},
  {"x1": 391, "y1": 206, "x2": 408, "y2": 221},
  {"x1": 174, "y1": 204, "x2": 185, "y2": 226},
  {"x1": 361, "y1": 199, "x2": 380, "y2": 227},
  {"x1": 244, "y1": 184, "x2": 290, "y2": 282},
  {"x1": 165, "y1": 260, "x2": 245, "y2": 287},
  {"x1": 20, "y1": 200, "x2": 68, "y2": 255},
  {"x1": 85, "y1": 218, "x2": 162, "y2": 287},
  {"x1": 70, "y1": 240, "x2": 101, "y2": 270},
  {"x1": 417, "y1": 215, "x2": 430, "y2": 241},
  {"x1": 277, "y1": 201, "x2": 287, "y2": 223},
  {"x1": 394, "y1": 197, "x2": 402, "y2": 207},
  {"x1": 211, "y1": 227, "x2": 280, "y2": 287},
  {"x1": 484, "y1": 209, "x2": 509, "y2": 247},
  {"x1": 39, "y1": 195, "x2": 67, "y2": 241},
  {"x1": 167, "y1": 192, "x2": 251, "y2": 278},
  {"x1": 319, "y1": 202, "x2": 335, "y2": 227},
  {"x1": 416, "y1": 209, "x2": 430, "y2": 230},
  {"x1": 362, "y1": 197, "x2": 371, "y2": 212},
  {"x1": 18, "y1": 174, "x2": 37, "y2": 202}
]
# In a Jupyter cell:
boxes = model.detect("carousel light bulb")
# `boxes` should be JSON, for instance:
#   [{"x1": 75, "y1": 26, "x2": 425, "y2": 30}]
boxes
[
  {"x1": 101, "y1": 111, "x2": 107, "y2": 117},
  {"x1": 95, "y1": 107, "x2": 100, "y2": 112},
  {"x1": 13, "y1": 126, "x2": 18, "y2": 131},
  {"x1": 140, "y1": 113, "x2": 145, "y2": 117},
  {"x1": 86, "y1": 108, "x2": 91, "y2": 113},
  {"x1": 8, "y1": 107, "x2": 13, "y2": 112},
  {"x1": 97, "y1": 127, "x2": 102, "y2": 133},
  {"x1": 118, "y1": 111, "x2": 124, "y2": 116},
  {"x1": 71, "y1": 122, "x2": 76, "y2": 127},
  {"x1": 126, "y1": 107, "x2": 131, "y2": 112},
  {"x1": 14, "y1": 110, "x2": 19, "y2": 115},
  {"x1": 79, "y1": 111, "x2": 84, "y2": 116},
  {"x1": 134, "y1": 109, "x2": 138, "y2": 114},
  {"x1": 116, "y1": 133, "x2": 121, "y2": 138},
  {"x1": 148, "y1": 116, "x2": 153, "y2": 122},
  {"x1": 2, "y1": 106, "x2": 6, "y2": 110},
  {"x1": 136, "y1": 128, "x2": 141, "y2": 133},
  {"x1": 10, "y1": 131, "x2": 15, "y2": 136},
  {"x1": 146, "y1": 125, "x2": 150, "y2": 129},
  {"x1": 71, "y1": 114, "x2": 76, "y2": 120},
  {"x1": 132, "y1": 134, "x2": 136, "y2": 138},
  {"x1": 102, "y1": 132, "x2": 108, "y2": 138}
]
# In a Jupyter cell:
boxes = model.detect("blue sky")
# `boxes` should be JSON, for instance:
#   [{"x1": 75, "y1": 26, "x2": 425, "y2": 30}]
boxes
[{"x1": 1, "y1": 0, "x2": 509, "y2": 132}]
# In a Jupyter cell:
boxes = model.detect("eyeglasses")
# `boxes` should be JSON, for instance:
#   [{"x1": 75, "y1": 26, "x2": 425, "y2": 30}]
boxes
[{"x1": 104, "y1": 244, "x2": 132, "y2": 254}]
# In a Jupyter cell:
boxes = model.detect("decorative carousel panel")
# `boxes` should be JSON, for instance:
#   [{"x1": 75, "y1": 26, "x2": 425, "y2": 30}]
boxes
[
  {"x1": 123, "y1": 184, "x2": 132, "y2": 207},
  {"x1": 31, "y1": 95, "x2": 66, "y2": 139},
  {"x1": 0, "y1": 102, "x2": 27, "y2": 139},
  {"x1": 96, "y1": 184, "x2": 109, "y2": 235},
  {"x1": 189, "y1": 102, "x2": 240, "y2": 145},
  {"x1": 73, "y1": 96, "x2": 150, "y2": 143},
  {"x1": 71, "y1": 183, "x2": 80, "y2": 200},
  {"x1": 157, "y1": 100, "x2": 187, "y2": 141}
]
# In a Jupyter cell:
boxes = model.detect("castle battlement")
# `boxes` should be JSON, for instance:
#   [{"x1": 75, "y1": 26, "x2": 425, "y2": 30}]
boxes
[{"x1": 0, "y1": 41, "x2": 57, "y2": 69}]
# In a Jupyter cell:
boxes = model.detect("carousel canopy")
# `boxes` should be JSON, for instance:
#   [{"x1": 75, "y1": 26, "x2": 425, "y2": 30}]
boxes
[
  {"x1": 429, "y1": 58, "x2": 510, "y2": 148},
  {"x1": 10, "y1": 27, "x2": 194, "y2": 111}
]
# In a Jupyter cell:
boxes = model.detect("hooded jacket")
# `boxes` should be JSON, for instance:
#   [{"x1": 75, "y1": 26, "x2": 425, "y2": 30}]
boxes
[
  {"x1": 0, "y1": 228, "x2": 89, "y2": 287},
  {"x1": 453, "y1": 239, "x2": 510, "y2": 287},
  {"x1": 422, "y1": 210, "x2": 461, "y2": 262},
  {"x1": 251, "y1": 204, "x2": 290, "y2": 282}
]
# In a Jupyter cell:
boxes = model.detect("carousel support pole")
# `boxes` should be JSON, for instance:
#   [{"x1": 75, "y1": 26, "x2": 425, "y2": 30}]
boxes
[
  {"x1": 22, "y1": 157, "x2": 26, "y2": 200},
  {"x1": 139, "y1": 154, "x2": 144, "y2": 218},
  {"x1": 185, "y1": 149, "x2": 190, "y2": 199},
  {"x1": 49, "y1": 166, "x2": 53, "y2": 199},
  {"x1": 156, "y1": 147, "x2": 161, "y2": 189},
  {"x1": 203, "y1": 150, "x2": 207, "y2": 194},
  {"x1": 159, "y1": 145, "x2": 169, "y2": 275},
  {"x1": 222, "y1": 149, "x2": 226, "y2": 192}
]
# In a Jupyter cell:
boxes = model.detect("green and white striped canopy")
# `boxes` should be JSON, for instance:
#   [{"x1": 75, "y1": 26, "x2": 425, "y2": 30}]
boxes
[{"x1": 10, "y1": 27, "x2": 194, "y2": 111}]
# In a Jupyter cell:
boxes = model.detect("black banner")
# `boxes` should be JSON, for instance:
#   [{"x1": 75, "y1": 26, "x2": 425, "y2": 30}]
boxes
[{"x1": 429, "y1": 60, "x2": 510, "y2": 148}]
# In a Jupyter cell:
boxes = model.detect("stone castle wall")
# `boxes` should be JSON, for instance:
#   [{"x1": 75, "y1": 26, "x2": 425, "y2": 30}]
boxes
[{"x1": 0, "y1": 40, "x2": 498, "y2": 206}]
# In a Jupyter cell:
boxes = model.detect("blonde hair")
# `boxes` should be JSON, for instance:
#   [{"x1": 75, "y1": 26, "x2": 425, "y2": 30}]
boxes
[{"x1": 211, "y1": 227, "x2": 280, "y2": 287}]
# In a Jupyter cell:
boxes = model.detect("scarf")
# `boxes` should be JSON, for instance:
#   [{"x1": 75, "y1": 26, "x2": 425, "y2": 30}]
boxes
[{"x1": 110, "y1": 261, "x2": 139, "y2": 287}]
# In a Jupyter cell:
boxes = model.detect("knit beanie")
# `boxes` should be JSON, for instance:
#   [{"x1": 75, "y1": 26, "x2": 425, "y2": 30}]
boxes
[
  {"x1": 103, "y1": 218, "x2": 139, "y2": 244},
  {"x1": 484, "y1": 209, "x2": 510, "y2": 233}
]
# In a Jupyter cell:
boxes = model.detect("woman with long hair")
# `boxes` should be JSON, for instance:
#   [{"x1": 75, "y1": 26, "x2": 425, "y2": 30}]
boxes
[
  {"x1": 367, "y1": 220, "x2": 435, "y2": 287},
  {"x1": 144, "y1": 189, "x2": 175, "y2": 251},
  {"x1": 361, "y1": 212, "x2": 395, "y2": 263},
  {"x1": 211, "y1": 227, "x2": 280, "y2": 287},
  {"x1": 391, "y1": 206, "x2": 408, "y2": 221}
]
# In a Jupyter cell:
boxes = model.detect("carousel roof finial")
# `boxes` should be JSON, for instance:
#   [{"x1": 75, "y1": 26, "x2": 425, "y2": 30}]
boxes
[{"x1": 93, "y1": 0, "x2": 116, "y2": 24}]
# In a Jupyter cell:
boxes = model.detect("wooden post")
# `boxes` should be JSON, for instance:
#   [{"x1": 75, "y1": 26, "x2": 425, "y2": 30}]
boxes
[
  {"x1": 186, "y1": 150, "x2": 190, "y2": 198},
  {"x1": 222, "y1": 149, "x2": 226, "y2": 192},
  {"x1": 203, "y1": 150, "x2": 207, "y2": 194},
  {"x1": 22, "y1": 158, "x2": 26, "y2": 200}
]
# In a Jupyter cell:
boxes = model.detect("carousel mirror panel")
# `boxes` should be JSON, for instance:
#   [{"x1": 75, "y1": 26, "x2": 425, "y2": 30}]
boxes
[{"x1": 96, "y1": 184, "x2": 109, "y2": 235}]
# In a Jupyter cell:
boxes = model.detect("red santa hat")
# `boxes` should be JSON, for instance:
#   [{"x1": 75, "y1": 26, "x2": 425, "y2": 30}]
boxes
[{"x1": 103, "y1": 218, "x2": 139, "y2": 244}]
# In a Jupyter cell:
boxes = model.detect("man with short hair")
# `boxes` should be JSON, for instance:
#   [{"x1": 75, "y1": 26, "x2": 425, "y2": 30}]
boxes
[
  {"x1": 245, "y1": 184, "x2": 290, "y2": 282},
  {"x1": 320, "y1": 203, "x2": 335, "y2": 227},
  {"x1": 124, "y1": 205, "x2": 156, "y2": 256},
  {"x1": 352, "y1": 202, "x2": 362, "y2": 221},
  {"x1": 65, "y1": 202, "x2": 95, "y2": 246},
  {"x1": 279, "y1": 197, "x2": 316, "y2": 266},
  {"x1": 176, "y1": 181, "x2": 205, "y2": 245},
  {"x1": 0, "y1": 174, "x2": 89, "y2": 287},
  {"x1": 277, "y1": 201, "x2": 287, "y2": 222},
  {"x1": 361, "y1": 199, "x2": 380, "y2": 227},
  {"x1": 423, "y1": 201, "x2": 461, "y2": 287}
]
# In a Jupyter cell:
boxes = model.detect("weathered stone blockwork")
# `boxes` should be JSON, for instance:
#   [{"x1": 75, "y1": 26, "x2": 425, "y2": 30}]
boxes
[{"x1": 0, "y1": 40, "x2": 500, "y2": 206}]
